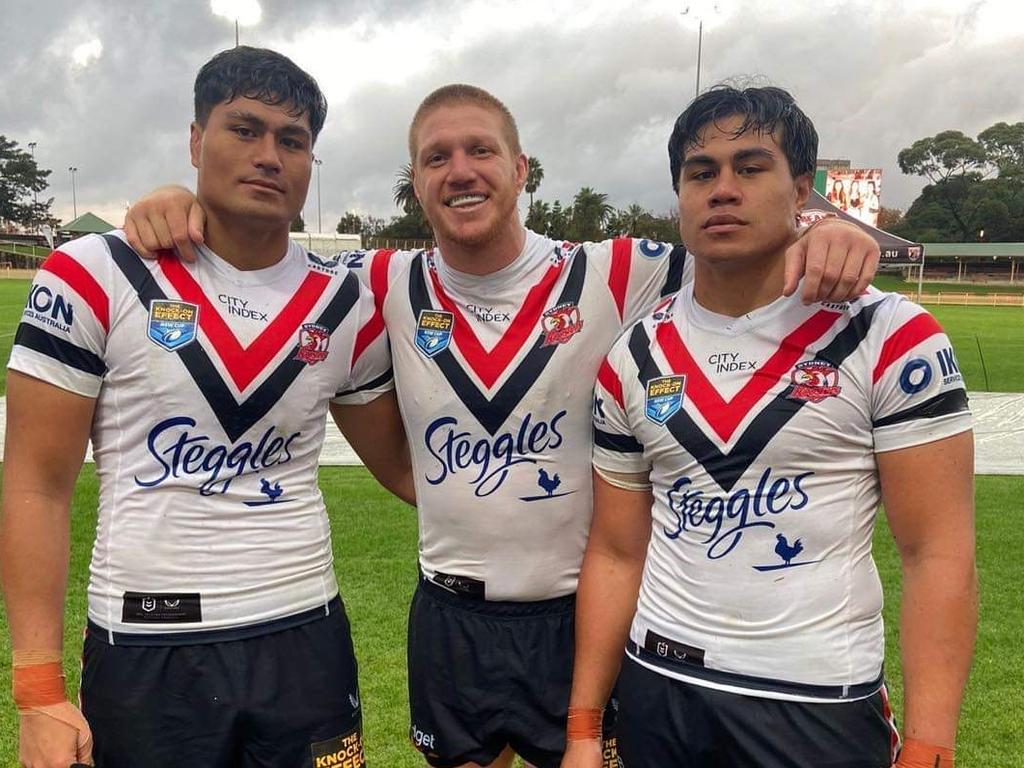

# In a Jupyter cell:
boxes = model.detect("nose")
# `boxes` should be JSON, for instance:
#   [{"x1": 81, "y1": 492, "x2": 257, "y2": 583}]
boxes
[
  {"x1": 709, "y1": 168, "x2": 741, "y2": 206},
  {"x1": 447, "y1": 149, "x2": 476, "y2": 184},
  {"x1": 252, "y1": 134, "x2": 283, "y2": 174}
]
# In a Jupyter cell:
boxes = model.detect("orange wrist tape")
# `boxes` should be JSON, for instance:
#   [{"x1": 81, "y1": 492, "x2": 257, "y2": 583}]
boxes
[
  {"x1": 12, "y1": 662, "x2": 67, "y2": 710},
  {"x1": 896, "y1": 739, "x2": 955, "y2": 768},
  {"x1": 566, "y1": 706, "x2": 603, "y2": 742}
]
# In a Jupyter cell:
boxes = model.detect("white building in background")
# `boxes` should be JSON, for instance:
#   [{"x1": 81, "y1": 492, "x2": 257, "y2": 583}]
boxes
[{"x1": 289, "y1": 231, "x2": 361, "y2": 255}]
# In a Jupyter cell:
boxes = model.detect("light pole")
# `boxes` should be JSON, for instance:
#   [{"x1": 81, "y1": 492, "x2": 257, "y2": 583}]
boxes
[
  {"x1": 314, "y1": 157, "x2": 323, "y2": 233},
  {"x1": 682, "y1": 2, "x2": 721, "y2": 97},
  {"x1": 68, "y1": 166, "x2": 78, "y2": 220},
  {"x1": 28, "y1": 142, "x2": 37, "y2": 206}
]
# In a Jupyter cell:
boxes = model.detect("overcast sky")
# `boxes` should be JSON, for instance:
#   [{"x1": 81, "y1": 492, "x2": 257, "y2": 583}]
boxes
[{"x1": 2, "y1": 0, "x2": 1022, "y2": 231}]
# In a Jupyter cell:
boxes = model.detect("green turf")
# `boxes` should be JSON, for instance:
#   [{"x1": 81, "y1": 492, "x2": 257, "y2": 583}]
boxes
[
  {"x1": 0, "y1": 468, "x2": 1021, "y2": 766},
  {"x1": 874, "y1": 273, "x2": 1024, "y2": 296}
]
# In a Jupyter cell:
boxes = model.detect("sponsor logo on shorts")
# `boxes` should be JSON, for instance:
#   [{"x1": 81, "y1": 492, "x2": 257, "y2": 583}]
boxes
[
  {"x1": 295, "y1": 323, "x2": 330, "y2": 365},
  {"x1": 787, "y1": 360, "x2": 841, "y2": 403},
  {"x1": 415, "y1": 310, "x2": 454, "y2": 358},
  {"x1": 410, "y1": 724, "x2": 437, "y2": 752},
  {"x1": 540, "y1": 302, "x2": 583, "y2": 346},
  {"x1": 645, "y1": 375, "x2": 685, "y2": 425},
  {"x1": 147, "y1": 299, "x2": 199, "y2": 351},
  {"x1": 310, "y1": 726, "x2": 365, "y2": 768}
]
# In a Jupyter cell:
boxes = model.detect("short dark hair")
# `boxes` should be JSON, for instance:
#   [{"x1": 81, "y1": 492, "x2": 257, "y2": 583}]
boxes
[
  {"x1": 668, "y1": 85, "x2": 817, "y2": 192},
  {"x1": 194, "y1": 46, "x2": 328, "y2": 143},
  {"x1": 408, "y1": 84, "x2": 522, "y2": 161}
]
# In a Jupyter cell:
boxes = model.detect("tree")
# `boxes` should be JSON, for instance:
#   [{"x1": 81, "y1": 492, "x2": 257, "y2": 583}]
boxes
[
  {"x1": 394, "y1": 164, "x2": 421, "y2": 217},
  {"x1": 547, "y1": 200, "x2": 570, "y2": 240},
  {"x1": 290, "y1": 213, "x2": 305, "y2": 232},
  {"x1": 568, "y1": 187, "x2": 613, "y2": 241},
  {"x1": 525, "y1": 156, "x2": 544, "y2": 209},
  {"x1": 336, "y1": 211, "x2": 362, "y2": 234},
  {"x1": 525, "y1": 200, "x2": 550, "y2": 234},
  {"x1": 978, "y1": 122, "x2": 1024, "y2": 180},
  {"x1": 0, "y1": 136, "x2": 53, "y2": 228},
  {"x1": 378, "y1": 212, "x2": 433, "y2": 240},
  {"x1": 877, "y1": 206, "x2": 904, "y2": 232},
  {"x1": 897, "y1": 130, "x2": 989, "y2": 240}
]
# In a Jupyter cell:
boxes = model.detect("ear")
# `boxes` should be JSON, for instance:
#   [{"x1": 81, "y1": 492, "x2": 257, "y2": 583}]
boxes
[
  {"x1": 514, "y1": 153, "x2": 528, "y2": 194},
  {"x1": 793, "y1": 172, "x2": 812, "y2": 212},
  {"x1": 189, "y1": 122, "x2": 202, "y2": 170}
]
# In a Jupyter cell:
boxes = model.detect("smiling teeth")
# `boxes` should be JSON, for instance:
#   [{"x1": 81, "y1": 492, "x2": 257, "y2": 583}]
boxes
[{"x1": 447, "y1": 194, "x2": 486, "y2": 207}]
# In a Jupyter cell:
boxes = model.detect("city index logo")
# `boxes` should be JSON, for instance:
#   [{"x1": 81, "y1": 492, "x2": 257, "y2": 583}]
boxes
[{"x1": 310, "y1": 728, "x2": 365, "y2": 768}]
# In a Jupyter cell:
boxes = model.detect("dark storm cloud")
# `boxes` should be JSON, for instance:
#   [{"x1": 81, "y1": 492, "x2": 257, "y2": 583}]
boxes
[{"x1": 3, "y1": 1, "x2": 1021, "y2": 228}]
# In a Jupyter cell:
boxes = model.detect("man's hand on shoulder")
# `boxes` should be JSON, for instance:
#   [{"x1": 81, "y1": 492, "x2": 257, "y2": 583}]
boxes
[
  {"x1": 123, "y1": 185, "x2": 205, "y2": 263},
  {"x1": 784, "y1": 217, "x2": 880, "y2": 304}
]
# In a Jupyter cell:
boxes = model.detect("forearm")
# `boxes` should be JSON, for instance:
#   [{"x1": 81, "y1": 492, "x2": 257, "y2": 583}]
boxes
[
  {"x1": 899, "y1": 552, "x2": 978, "y2": 747},
  {"x1": 568, "y1": 547, "x2": 644, "y2": 709},
  {"x1": 1, "y1": 490, "x2": 71, "y2": 651}
]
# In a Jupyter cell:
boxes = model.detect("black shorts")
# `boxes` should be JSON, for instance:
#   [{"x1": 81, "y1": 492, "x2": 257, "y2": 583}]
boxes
[
  {"x1": 81, "y1": 597, "x2": 365, "y2": 768},
  {"x1": 407, "y1": 576, "x2": 618, "y2": 768},
  {"x1": 617, "y1": 656, "x2": 899, "y2": 768}
]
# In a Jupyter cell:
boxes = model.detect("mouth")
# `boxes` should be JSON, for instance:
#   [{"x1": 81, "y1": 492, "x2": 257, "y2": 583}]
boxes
[
  {"x1": 702, "y1": 214, "x2": 746, "y2": 232},
  {"x1": 242, "y1": 179, "x2": 285, "y2": 194},
  {"x1": 444, "y1": 193, "x2": 488, "y2": 209}
]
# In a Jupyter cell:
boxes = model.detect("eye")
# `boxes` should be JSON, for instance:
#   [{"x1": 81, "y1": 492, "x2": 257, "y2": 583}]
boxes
[
  {"x1": 689, "y1": 169, "x2": 715, "y2": 181},
  {"x1": 427, "y1": 153, "x2": 446, "y2": 167},
  {"x1": 281, "y1": 137, "x2": 307, "y2": 150},
  {"x1": 738, "y1": 165, "x2": 763, "y2": 175},
  {"x1": 232, "y1": 125, "x2": 256, "y2": 138},
  {"x1": 471, "y1": 145, "x2": 492, "y2": 157}
]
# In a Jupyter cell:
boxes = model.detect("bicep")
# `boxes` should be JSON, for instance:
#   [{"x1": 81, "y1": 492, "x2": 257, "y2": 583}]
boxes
[
  {"x1": 877, "y1": 430, "x2": 975, "y2": 560},
  {"x1": 4, "y1": 371, "x2": 96, "y2": 499},
  {"x1": 589, "y1": 469, "x2": 653, "y2": 563}
]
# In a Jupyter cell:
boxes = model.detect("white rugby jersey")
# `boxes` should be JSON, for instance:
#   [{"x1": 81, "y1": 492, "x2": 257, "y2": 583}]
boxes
[
  {"x1": 342, "y1": 229, "x2": 689, "y2": 600},
  {"x1": 9, "y1": 232, "x2": 392, "y2": 641},
  {"x1": 593, "y1": 285, "x2": 971, "y2": 700}
]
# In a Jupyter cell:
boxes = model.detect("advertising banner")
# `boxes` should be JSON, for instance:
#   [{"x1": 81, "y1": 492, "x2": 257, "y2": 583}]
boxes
[{"x1": 825, "y1": 168, "x2": 882, "y2": 227}]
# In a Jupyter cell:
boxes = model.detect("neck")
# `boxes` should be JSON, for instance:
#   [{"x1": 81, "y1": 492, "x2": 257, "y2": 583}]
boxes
[
  {"x1": 434, "y1": 218, "x2": 527, "y2": 276},
  {"x1": 692, "y1": 244, "x2": 792, "y2": 317},
  {"x1": 201, "y1": 207, "x2": 290, "y2": 271}
]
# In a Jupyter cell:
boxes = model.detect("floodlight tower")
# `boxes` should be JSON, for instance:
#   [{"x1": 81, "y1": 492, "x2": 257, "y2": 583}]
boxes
[
  {"x1": 210, "y1": 0, "x2": 262, "y2": 47},
  {"x1": 682, "y1": 2, "x2": 722, "y2": 97},
  {"x1": 314, "y1": 157, "x2": 323, "y2": 233},
  {"x1": 68, "y1": 166, "x2": 78, "y2": 220}
]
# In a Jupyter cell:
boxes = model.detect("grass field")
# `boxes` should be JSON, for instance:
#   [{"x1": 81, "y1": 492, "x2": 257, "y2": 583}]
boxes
[
  {"x1": 0, "y1": 469, "x2": 1021, "y2": 767},
  {"x1": 0, "y1": 273, "x2": 1021, "y2": 765},
  {"x1": 874, "y1": 273, "x2": 1024, "y2": 295}
]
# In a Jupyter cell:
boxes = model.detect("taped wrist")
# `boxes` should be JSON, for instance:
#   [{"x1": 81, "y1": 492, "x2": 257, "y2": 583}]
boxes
[
  {"x1": 567, "y1": 706, "x2": 603, "y2": 742},
  {"x1": 12, "y1": 654, "x2": 66, "y2": 710},
  {"x1": 895, "y1": 739, "x2": 955, "y2": 768}
]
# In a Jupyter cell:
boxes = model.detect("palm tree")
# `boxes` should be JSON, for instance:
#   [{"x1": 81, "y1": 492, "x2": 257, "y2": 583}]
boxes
[
  {"x1": 525, "y1": 156, "x2": 544, "y2": 209},
  {"x1": 570, "y1": 187, "x2": 614, "y2": 241},
  {"x1": 525, "y1": 200, "x2": 551, "y2": 234},
  {"x1": 393, "y1": 164, "x2": 421, "y2": 216}
]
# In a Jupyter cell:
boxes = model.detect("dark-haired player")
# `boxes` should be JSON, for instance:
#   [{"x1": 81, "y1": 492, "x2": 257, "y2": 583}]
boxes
[
  {"x1": 122, "y1": 83, "x2": 882, "y2": 768},
  {"x1": 563, "y1": 85, "x2": 976, "y2": 768},
  {"x1": 2, "y1": 46, "x2": 409, "y2": 767}
]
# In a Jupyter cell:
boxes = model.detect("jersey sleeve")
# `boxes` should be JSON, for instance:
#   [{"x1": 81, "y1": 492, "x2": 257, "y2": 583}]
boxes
[
  {"x1": 331, "y1": 275, "x2": 394, "y2": 405},
  {"x1": 8, "y1": 234, "x2": 113, "y2": 398},
  {"x1": 588, "y1": 238, "x2": 692, "y2": 328},
  {"x1": 593, "y1": 332, "x2": 651, "y2": 475},
  {"x1": 870, "y1": 297, "x2": 971, "y2": 453}
]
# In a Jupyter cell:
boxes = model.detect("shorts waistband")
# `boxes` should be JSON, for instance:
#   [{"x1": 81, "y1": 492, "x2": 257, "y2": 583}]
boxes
[
  {"x1": 626, "y1": 640, "x2": 884, "y2": 701},
  {"x1": 418, "y1": 573, "x2": 575, "y2": 617},
  {"x1": 87, "y1": 596, "x2": 343, "y2": 647}
]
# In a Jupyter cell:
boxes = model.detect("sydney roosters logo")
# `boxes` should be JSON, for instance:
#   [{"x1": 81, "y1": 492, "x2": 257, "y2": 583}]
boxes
[
  {"x1": 788, "y1": 360, "x2": 841, "y2": 403},
  {"x1": 295, "y1": 323, "x2": 330, "y2": 365},
  {"x1": 541, "y1": 303, "x2": 582, "y2": 346}
]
